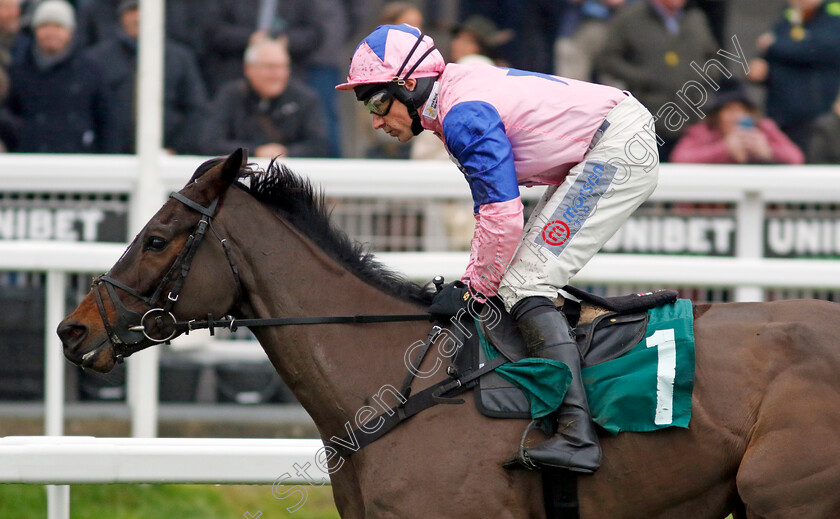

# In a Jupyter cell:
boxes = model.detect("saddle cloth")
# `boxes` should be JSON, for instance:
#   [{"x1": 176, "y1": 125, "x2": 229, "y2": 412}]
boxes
[{"x1": 451, "y1": 290, "x2": 696, "y2": 434}]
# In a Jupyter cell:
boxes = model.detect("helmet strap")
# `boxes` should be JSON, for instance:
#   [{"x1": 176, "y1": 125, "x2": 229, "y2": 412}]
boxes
[
  {"x1": 389, "y1": 30, "x2": 442, "y2": 136},
  {"x1": 407, "y1": 104, "x2": 425, "y2": 135},
  {"x1": 394, "y1": 31, "x2": 429, "y2": 80}
]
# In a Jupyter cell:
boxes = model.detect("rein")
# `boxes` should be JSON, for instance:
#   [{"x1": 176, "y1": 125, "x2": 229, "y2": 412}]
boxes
[
  {"x1": 92, "y1": 190, "x2": 432, "y2": 363},
  {"x1": 174, "y1": 313, "x2": 433, "y2": 335}
]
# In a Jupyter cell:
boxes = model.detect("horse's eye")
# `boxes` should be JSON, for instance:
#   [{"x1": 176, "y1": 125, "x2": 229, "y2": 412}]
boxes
[{"x1": 144, "y1": 236, "x2": 168, "y2": 251}]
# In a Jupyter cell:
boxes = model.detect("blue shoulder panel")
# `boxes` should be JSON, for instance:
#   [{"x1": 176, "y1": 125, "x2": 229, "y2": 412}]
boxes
[
  {"x1": 359, "y1": 24, "x2": 422, "y2": 61},
  {"x1": 442, "y1": 101, "x2": 519, "y2": 212}
]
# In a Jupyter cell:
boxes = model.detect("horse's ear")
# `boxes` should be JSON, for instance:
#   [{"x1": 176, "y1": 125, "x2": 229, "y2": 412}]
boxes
[
  {"x1": 188, "y1": 149, "x2": 248, "y2": 205},
  {"x1": 220, "y1": 148, "x2": 248, "y2": 186}
]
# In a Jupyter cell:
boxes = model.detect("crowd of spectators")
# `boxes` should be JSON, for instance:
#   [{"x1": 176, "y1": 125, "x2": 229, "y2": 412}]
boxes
[{"x1": 0, "y1": 0, "x2": 838, "y2": 164}]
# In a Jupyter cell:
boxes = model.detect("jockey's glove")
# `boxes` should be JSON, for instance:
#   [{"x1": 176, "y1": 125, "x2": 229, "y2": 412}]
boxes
[{"x1": 428, "y1": 280, "x2": 482, "y2": 319}]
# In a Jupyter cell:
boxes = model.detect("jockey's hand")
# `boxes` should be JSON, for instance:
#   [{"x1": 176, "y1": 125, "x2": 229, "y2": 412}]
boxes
[{"x1": 428, "y1": 280, "x2": 474, "y2": 318}]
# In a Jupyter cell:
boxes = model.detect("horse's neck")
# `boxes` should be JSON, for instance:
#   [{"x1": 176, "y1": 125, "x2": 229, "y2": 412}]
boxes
[{"x1": 225, "y1": 198, "x2": 431, "y2": 436}]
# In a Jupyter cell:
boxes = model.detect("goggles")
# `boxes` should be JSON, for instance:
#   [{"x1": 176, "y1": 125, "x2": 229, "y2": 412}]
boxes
[{"x1": 363, "y1": 89, "x2": 395, "y2": 117}]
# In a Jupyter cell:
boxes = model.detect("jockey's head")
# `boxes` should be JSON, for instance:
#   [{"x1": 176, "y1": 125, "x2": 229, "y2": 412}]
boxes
[{"x1": 336, "y1": 24, "x2": 445, "y2": 138}]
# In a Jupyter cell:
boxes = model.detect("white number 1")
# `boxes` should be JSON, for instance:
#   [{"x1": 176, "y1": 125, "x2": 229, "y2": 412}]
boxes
[{"x1": 646, "y1": 328, "x2": 676, "y2": 425}]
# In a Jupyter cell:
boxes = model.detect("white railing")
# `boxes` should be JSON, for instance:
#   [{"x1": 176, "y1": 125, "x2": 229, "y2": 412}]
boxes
[
  {"x1": 0, "y1": 436, "x2": 326, "y2": 484},
  {"x1": 2, "y1": 156, "x2": 840, "y2": 518}
]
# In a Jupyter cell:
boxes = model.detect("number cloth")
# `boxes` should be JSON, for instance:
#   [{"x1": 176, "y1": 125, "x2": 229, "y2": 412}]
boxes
[{"x1": 478, "y1": 299, "x2": 695, "y2": 432}]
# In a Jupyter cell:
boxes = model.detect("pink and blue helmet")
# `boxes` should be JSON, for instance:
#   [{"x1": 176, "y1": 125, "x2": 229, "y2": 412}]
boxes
[{"x1": 335, "y1": 24, "x2": 445, "y2": 91}]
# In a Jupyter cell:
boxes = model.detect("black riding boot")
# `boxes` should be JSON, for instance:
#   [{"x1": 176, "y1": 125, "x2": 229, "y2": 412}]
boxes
[{"x1": 510, "y1": 296, "x2": 601, "y2": 473}]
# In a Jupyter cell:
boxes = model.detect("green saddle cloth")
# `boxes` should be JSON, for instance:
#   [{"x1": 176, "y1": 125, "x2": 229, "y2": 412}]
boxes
[{"x1": 478, "y1": 299, "x2": 696, "y2": 434}]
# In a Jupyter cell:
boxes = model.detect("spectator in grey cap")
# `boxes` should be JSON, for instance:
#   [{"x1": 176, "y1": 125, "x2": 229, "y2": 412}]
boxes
[
  {"x1": 31, "y1": 0, "x2": 75, "y2": 56},
  {"x1": 3, "y1": 0, "x2": 119, "y2": 152}
]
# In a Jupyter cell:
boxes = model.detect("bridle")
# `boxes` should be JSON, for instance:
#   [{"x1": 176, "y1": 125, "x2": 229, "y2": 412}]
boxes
[
  {"x1": 92, "y1": 192, "x2": 240, "y2": 361},
  {"x1": 92, "y1": 190, "x2": 431, "y2": 363}
]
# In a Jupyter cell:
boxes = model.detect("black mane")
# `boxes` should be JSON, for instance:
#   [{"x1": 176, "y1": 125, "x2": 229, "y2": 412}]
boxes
[{"x1": 235, "y1": 161, "x2": 435, "y2": 306}]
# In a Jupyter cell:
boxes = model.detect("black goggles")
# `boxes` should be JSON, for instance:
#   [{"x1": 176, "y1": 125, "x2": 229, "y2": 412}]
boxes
[{"x1": 363, "y1": 89, "x2": 395, "y2": 117}]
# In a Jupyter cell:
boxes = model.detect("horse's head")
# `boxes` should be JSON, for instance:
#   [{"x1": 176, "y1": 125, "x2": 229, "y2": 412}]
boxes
[{"x1": 58, "y1": 149, "x2": 248, "y2": 373}]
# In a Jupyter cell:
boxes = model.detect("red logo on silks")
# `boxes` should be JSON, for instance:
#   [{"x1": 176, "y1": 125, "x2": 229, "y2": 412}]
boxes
[{"x1": 542, "y1": 220, "x2": 570, "y2": 246}]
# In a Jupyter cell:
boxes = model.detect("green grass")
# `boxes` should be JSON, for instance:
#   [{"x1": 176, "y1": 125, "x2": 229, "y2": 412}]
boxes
[
  {"x1": 0, "y1": 485, "x2": 739, "y2": 518},
  {"x1": 0, "y1": 484, "x2": 340, "y2": 519}
]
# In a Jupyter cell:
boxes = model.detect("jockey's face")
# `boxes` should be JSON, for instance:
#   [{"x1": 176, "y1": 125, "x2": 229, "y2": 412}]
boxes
[{"x1": 369, "y1": 79, "x2": 418, "y2": 143}]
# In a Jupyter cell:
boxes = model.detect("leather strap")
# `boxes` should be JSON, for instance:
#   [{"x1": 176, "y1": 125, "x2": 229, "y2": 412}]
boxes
[
  {"x1": 176, "y1": 313, "x2": 433, "y2": 334},
  {"x1": 324, "y1": 355, "x2": 508, "y2": 458}
]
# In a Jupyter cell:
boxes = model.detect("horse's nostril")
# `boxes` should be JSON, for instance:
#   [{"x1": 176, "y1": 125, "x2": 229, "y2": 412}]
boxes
[{"x1": 58, "y1": 322, "x2": 87, "y2": 345}]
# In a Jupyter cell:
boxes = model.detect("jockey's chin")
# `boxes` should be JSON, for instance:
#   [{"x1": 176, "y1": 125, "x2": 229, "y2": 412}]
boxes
[{"x1": 382, "y1": 126, "x2": 415, "y2": 143}]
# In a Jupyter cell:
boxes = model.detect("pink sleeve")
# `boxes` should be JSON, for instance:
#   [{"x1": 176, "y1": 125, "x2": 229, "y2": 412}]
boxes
[
  {"x1": 670, "y1": 123, "x2": 734, "y2": 164},
  {"x1": 759, "y1": 119, "x2": 805, "y2": 165},
  {"x1": 462, "y1": 198, "x2": 524, "y2": 299}
]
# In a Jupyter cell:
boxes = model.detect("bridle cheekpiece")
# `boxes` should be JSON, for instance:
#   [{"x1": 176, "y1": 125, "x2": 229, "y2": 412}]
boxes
[{"x1": 92, "y1": 191, "x2": 240, "y2": 362}]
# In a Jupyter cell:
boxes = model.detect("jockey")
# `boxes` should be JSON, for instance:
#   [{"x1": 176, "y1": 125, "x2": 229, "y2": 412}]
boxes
[{"x1": 336, "y1": 24, "x2": 660, "y2": 473}]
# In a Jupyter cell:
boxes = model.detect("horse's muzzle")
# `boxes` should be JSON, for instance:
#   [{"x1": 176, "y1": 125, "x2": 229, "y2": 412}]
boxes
[{"x1": 57, "y1": 320, "x2": 117, "y2": 373}]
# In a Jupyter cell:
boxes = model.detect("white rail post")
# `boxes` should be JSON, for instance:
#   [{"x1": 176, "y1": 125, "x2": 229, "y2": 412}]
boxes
[
  {"x1": 127, "y1": 0, "x2": 166, "y2": 439},
  {"x1": 44, "y1": 271, "x2": 65, "y2": 438},
  {"x1": 45, "y1": 270, "x2": 70, "y2": 519},
  {"x1": 735, "y1": 190, "x2": 765, "y2": 302}
]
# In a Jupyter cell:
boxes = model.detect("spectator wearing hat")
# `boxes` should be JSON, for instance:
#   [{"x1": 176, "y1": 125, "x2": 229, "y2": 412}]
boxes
[
  {"x1": 3, "y1": 0, "x2": 118, "y2": 152},
  {"x1": 199, "y1": 39, "x2": 328, "y2": 158},
  {"x1": 670, "y1": 83, "x2": 804, "y2": 164},
  {"x1": 84, "y1": 0, "x2": 209, "y2": 154},
  {"x1": 807, "y1": 88, "x2": 840, "y2": 164}
]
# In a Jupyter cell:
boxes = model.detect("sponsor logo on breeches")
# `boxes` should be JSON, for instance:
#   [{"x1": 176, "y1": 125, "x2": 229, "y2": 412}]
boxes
[{"x1": 535, "y1": 160, "x2": 618, "y2": 256}]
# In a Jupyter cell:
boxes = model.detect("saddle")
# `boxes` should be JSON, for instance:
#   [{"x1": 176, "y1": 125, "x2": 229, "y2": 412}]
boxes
[{"x1": 450, "y1": 287, "x2": 680, "y2": 420}]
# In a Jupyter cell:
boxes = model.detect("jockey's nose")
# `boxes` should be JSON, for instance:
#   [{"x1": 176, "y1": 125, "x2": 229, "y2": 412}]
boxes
[{"x1": 372, "y1": 114, "x2": 385, "y2": 130}]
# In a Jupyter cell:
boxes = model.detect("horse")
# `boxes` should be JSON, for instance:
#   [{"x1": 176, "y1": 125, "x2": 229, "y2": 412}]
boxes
[{"x1": 58, "y1": 149, "x2": 840, "y2": 519}]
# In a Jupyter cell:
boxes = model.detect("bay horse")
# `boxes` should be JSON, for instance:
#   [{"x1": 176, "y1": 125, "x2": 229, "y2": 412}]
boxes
[{"x1": 58, "y1": 149, "x2": 840, "y2": 518}]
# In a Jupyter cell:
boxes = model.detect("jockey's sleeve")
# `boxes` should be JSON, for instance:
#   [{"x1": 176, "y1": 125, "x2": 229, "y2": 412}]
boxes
[{"x1": 443, "y1": 100, "x2": 524, "y2": 298}]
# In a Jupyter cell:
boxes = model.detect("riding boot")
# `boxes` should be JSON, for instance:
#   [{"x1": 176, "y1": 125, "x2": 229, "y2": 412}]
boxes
[{"x1": 509, "y1": 296, "x2": 601, "y2": 473}]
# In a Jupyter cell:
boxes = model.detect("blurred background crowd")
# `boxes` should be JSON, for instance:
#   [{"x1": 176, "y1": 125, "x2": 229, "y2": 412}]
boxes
[{"x1": 0, "y1": 0, "x2": 838, "y2": 165}]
